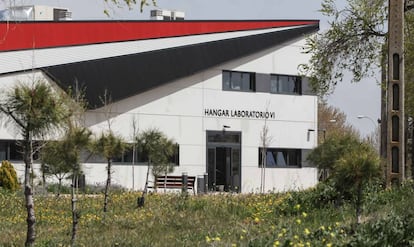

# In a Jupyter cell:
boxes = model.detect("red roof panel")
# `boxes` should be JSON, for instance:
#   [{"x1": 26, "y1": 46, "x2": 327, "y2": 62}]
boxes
[{"x1": 0, "y1": 20, "x2": 318, "y2": 52}]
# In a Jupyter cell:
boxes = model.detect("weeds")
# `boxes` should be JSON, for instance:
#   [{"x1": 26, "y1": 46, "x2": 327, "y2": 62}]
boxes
[{"x1": 1, "y1": 184, "x2": 414, "y2": 246}]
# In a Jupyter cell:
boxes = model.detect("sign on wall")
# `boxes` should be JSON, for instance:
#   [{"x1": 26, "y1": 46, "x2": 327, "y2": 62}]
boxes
[{"x1": 204, "y1": 108, "x2": 275, "y2": 119}]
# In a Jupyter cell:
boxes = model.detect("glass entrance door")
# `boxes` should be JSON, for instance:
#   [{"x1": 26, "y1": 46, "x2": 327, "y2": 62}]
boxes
[{"x1": 206, "y1": 131, "x2": 241, "y2": 192}]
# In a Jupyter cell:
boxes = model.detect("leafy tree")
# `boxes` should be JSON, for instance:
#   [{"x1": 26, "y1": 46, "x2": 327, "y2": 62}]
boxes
[
  {"x1": 0, "y1": 160, "x2": 19, "y2": 191},
  {"x1": 136, "y1": 128, "x2": 176, "y2": 206},
  {"x1": 40, "y1": 124, "x2": 91, "y2": 246},
  {"x1": 103, "y1": 0, "x2": 156, "y2": 14},
  {"x1": 40, "y1": 142, "x2": 71, "y2": 197},
  {"x1": 92, "y1": 131, "x2": 126, "y2": 212},
  {"x1": 307, "y1": 133, "x2": 360, "y2": 181},
  {"x1": 0, "y1": 80, "x2": 71, "y2": 246},
  {"x1": 318, "y1": 101, "x2": 359, "y2": 143},
  {"x1": 333, "y1": 142, "x2": 381, "y2": 224},
  {"x1": 301, "y1": 0, "x2": 414, "y2": 181},
  {"x1": 300, "y1": 0, "x2": 387, "y2": 96}
]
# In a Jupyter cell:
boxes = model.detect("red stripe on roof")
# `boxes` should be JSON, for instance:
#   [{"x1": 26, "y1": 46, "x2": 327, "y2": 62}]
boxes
[{"x1": 0, "y1": 20, "x2": 318, "y2": 52}]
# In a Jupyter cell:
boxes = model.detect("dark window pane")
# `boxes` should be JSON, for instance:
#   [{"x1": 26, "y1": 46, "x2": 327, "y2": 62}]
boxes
[
  {"x1": 270, "y1": 75, "x2": 302, "y2": 95},
  {"x1": 393, "y1": 84, "x2": 399, "y2": 111},
  {"x1": 207, "y1": 132, "x2": 240, "y2": 144},
  {"x1": 222, "y1": 70, "x2": 255, "y2": 92},
  {"x1": 392, "y1": 116, "x2": 399, "y2": 142},
  {"x1": 258, "y1": 148, "x2": 301, "y2": 168},
  {"x1": 392, "y1": 146, "x2": 399, "y2": 173},
  {"x1": 393, "y1": 53, "x2": 400, "y2": 80},
  {"x1": 0, "y1": 141, "x2": 7, "y2": 161}
]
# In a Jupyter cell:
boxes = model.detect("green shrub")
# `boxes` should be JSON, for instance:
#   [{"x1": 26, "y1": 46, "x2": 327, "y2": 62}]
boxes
[
  {"x1": 347, "y1": 211, "x2": 414, "y2": 246},
  {"x1": 0, "y1": 160, "x2": 20, "y2": 191}
]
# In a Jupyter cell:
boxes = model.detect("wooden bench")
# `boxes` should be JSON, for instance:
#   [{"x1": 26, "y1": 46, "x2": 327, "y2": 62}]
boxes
[{"x1": 149, "y1": 175, "x2": 196, "y2": 194}]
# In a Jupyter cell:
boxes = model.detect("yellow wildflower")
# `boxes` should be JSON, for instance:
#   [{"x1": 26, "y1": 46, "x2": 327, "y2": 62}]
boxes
[
  {"x1": 296, "y1": 219, "x2": 301, "y2": 225},
  {"x1": 304, "y1": 228, "x2": 310, "y2": 235},
  {"x1": 273, "y1": 240, "x2": 280, "y2": 247},
  {"x1": 302, "y1": 212, "x2": 308, "y2": 218},
  {"x1": 206, "y1": 236, "x2": 211, "y2": 243}
]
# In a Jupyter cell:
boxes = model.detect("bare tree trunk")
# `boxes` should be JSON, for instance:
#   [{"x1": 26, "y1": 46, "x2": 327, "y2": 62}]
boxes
[
  {"x1": 41, "y1": 167, "x2": 46, "y2": 193},
  {"x1": 71, "y1": 175, "x2": 79, "y2": 247},
  {"x1": 164, "y1": 171, "x2": 167, "y2": 193},
  {"x1": 24, "y1": 134, "x2": 36, "y2": 247},
  {"x1": 138, "y1": 161, "x2": 151, "y2": 208},
  {"x1": 356, "y1": 182, "x2": 363, "y2": 225},
  {"x1": 103, "y1": 159, "x2": 112, "y2": 212},
  {"x1": 57, "y1": 177, "x2": 62, "y2": 197}
]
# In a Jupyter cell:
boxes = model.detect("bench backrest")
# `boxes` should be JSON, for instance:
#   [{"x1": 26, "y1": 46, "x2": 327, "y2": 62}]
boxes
[{"x1": 154, "y1": 175, "x2": 196, "y2": 189}]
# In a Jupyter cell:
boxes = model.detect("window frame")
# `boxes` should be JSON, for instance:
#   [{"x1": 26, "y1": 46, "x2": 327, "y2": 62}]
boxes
[
  {"x1": 258, "y1": 147, "x2": 302, "y2": 168},
  {"x1": 270, "y1": 74, "x2": 302, "y2": 95},
  {"x1": 222, "y1": 70, "x2": 256, "y2": 92}
]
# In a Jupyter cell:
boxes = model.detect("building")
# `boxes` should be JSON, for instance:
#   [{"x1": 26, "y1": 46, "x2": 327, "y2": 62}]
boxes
[{"x1": 0, "y1": 16, "x2": 319, "y2": 193}]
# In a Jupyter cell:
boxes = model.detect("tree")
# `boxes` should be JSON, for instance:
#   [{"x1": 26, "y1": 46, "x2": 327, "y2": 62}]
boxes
[
  {"x1": 103, "y1": 0, "x2": 156, "y2": 14},
  {"x1": 302, "y1": 0, "x2": 414, "y2": 182},
  {"x1": 0, "y1": 80, "x2": 71, "y2": 246},
  {"x1": 333, "y1": 142, "x2": 381, "y2": 224},
  {"x1": 40, "y1": 142, "x2": 71, "y2": 197},
  {"x1": 259, "y1": 115, "x2": 273, "y2": 194},
  {"x1": 307, "y1": 133, "x2": 360, "y2": 181},
  {"x1": 136, "y1": 128, "x2": 176, "y2": 206},
  {"x1": 300, "y1": 0, "x2": 387, "y2": 96},
  {"x1": 318, "y1": 101, "x2": 359, "y2": 142},
  {"x1": 92, "y1": 131, "x2": 126, "y2": 212},
  {"x1": 308, "y1": 133, "x2": 381, "y2": 224}
]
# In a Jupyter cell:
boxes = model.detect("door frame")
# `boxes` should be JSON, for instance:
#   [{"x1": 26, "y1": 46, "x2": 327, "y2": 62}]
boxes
[{"x1": 206, "y1": 130, "x2": 241, "y2": 192}]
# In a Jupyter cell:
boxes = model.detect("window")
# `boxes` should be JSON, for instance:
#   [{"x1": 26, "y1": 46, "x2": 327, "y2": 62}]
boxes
[
  {"x1": 258, "y1": 148, "x2": 301, "y2": 168},
  {"x1": 270, "y1": 74, "x2": 301, "y2": 95},
  {"x1": 111, "y1": 144, "x2": 180, "y2": 166},
  {"x1": 223, "y1": 70, "x2": 255, "y2": 92},
  {"x1": 0, "y1": 140, "x2": 41, "y2": 161}
]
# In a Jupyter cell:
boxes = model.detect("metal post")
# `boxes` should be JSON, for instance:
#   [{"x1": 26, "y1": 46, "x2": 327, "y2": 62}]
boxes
[
  {"x1": 203, "y1": 173, "x2": 208, "y2": 194},
  {"x1": 182, "y1": 172, "x2": 188, "y2": 194}
]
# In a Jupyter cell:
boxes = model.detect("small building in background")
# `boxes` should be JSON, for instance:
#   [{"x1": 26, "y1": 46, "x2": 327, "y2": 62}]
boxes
[
  {"x1": 0, "y1": 5, "x2": 72, "y2": 21},
  {"x1": 150, "y1": 9, "x2": 185, "y2": 20}
]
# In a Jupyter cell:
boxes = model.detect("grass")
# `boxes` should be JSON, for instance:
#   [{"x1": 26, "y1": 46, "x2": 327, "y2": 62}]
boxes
[{"x1": 1, "y1": 182, "x2": 414, "y2": 247}]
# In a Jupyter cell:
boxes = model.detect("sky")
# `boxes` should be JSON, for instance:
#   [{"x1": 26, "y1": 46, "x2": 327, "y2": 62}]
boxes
[{"x1": 0, "y1": 0, "x2": 381, "y2": 137}]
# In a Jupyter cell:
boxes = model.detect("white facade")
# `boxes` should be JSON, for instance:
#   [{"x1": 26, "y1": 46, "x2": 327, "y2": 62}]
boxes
[
  {"x1": 0, "y1": 20, "x2": 319, "y2": 193},
  {"x1": 1, "y1": 39, "x2": 318, "y2": 193}
]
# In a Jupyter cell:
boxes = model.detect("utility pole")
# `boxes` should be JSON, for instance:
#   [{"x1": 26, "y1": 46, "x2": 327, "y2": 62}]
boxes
[{"x1": 386, "y1": 0, "x2": 405, "y2": 186}]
